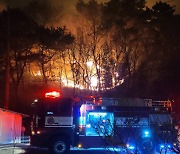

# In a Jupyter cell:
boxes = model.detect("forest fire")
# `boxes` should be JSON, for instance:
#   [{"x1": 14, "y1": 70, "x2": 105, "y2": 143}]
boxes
[
  {"x1": 0, "y1": 1, "x2": 179, "y2": 154},
  {"x1": 0, "y1": 0, "x2": 179, "y2": 131}
]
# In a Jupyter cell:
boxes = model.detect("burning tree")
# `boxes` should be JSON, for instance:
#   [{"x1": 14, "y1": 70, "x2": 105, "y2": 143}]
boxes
[{"x1": 0, "y1": 8, "x2": 74, "y2": 109}]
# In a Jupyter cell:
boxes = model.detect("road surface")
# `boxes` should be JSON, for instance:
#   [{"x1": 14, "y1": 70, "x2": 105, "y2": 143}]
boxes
[
  {"x1": 0, "y1": 145, "x2": 129, "y2": 154},
  {"x1": 0, "y1": 144, "x2": 176, "y2": 154}
]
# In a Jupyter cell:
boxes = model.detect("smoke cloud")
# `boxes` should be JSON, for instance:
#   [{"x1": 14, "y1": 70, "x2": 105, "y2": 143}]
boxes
[
  {"x1": 1, "y1": 0, "x2": 179, "y2": 27},
  {"x1": 0, "y1": 0, "x2": 78, "y2": 25}
]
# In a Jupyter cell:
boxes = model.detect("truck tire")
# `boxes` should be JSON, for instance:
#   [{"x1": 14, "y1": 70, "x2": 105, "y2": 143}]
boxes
[
  {"x1": 49, "y1": 138, "x2": 70, "y2": 154},
  {"x1": 140, "y1": 138, "x2": 154, "y2": 153}
]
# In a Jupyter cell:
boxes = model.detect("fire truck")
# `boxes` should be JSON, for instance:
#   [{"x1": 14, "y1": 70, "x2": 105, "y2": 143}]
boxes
[{"x1": 30, "y1": 91, "x2": 177, "y2": 153}]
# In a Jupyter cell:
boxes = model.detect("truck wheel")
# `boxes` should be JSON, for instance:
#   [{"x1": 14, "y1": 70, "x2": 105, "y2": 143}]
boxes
[
  {"x1": 50, "y1": 138, "x2": 70, "y2": 154},
  {"x1": 140, "y1": 138, "x2": 154, "y2": 153}
]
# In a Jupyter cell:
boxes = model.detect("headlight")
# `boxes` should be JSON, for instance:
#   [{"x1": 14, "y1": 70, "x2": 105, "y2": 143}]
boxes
[
  {"x1": 31, "y1": 131, "x2": 35, "y2": 135},
  {"x1": 31, "y1": 130, "x2": 42, "y2": 135},
  {"x1": 78, "y1": 144, "x2": 82, "y2": 148}
]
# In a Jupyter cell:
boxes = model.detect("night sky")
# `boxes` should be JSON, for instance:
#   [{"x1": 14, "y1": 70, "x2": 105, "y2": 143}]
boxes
[
  {"x1": 0, "y1": 0, "x2": 179, "y2": 32},
  {"x1": 0, "y1": 0, "x2": 180, "y2": 14}
]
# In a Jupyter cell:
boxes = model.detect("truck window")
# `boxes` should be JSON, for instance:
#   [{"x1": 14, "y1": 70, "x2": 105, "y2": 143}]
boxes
[
  {"x1": 32, "y1": 98, "x2": 72, "y2": 127},
  {"x1": 36, "y1": 98, "x2": 72, "y2": 116},
  {"x1": 86, "y1": 112, "x2": 114, "y2": 136}
]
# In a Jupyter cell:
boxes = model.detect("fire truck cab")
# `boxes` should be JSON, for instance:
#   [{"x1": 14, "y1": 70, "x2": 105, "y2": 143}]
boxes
[{"x1": 30, "y1": 92, "x2": 177, "y2": 154}]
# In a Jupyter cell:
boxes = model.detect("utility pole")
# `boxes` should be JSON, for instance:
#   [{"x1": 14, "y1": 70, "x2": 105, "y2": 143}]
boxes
[{"x1": 4, "y1": 6, "x2": 10, "y2": 109}]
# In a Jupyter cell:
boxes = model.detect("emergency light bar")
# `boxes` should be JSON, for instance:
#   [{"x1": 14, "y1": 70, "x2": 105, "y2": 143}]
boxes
[{"x1": 45, "y1": 91, "x2": 60, "y2": 98}]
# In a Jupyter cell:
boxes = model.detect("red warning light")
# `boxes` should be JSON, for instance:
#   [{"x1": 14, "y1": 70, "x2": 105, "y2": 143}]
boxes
[{"x1": 45, "y1": 91, "x2": 60, "y2": 98}]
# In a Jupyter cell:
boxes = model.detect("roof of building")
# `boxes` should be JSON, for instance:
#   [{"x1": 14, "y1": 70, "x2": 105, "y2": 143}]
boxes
[{"x1": 0, "y1": 108, "x2": 29, "y2": 117}]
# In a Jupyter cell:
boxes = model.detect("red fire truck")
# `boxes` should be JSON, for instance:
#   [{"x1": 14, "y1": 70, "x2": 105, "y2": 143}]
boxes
[{"x1": 30, "y1": 91, "x2": 177, "y2": 153}]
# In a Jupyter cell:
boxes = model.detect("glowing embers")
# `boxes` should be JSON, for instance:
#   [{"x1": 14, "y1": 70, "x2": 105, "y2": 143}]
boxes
[
  {"x1": 86, "y1": 112, "x2": 114, "y2": 136},
  {"x1": 45, "y1": 91, "x2": 60, "y2": 98},
  {"x1": 90, "y1": 76, "x2": 98, "y2": 87}
]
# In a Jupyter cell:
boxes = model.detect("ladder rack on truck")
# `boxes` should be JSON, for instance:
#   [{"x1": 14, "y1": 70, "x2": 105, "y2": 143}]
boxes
[{"x1": 101, "y1": 98, "x2": 172, "y2": 108}]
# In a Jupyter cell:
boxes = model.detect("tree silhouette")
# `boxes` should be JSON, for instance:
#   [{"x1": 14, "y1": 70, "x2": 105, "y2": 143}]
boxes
[
  {"x1": 76, "y1": 0, "x2": 104, "y2": 93},
  {"x1": 0, "y1": 8, "x2": 74, "y2": 109},
  {"x1": 0, "y1": 8, "x2": 39, "y2": 108}
]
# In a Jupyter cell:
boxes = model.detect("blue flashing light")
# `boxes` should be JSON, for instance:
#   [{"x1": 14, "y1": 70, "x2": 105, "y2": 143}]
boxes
[
  {"x1": 144, "y1": 131, "x2": 149, "y2": 135},
  {"x1": 128, "y1": 146, "x2": 135, "y2": 150},
  {"x1": 160, "y1": 144, "x2": 171, "y2": 150},
  {"x1": 79, "y1": 116, "x2": 86, "y2": 125},
  {"x1": 86, "y1": 124, "x2": 91, "y2": 128},
  {"x1": 127, "y1": 144, "x2": 135, "y2": 150},
  {"x1": 143, "y1": 130, "x2": 151, "y2": 138},
  {"x1": 160, "y1": 145, "x2": 165, "y2": 148}
]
